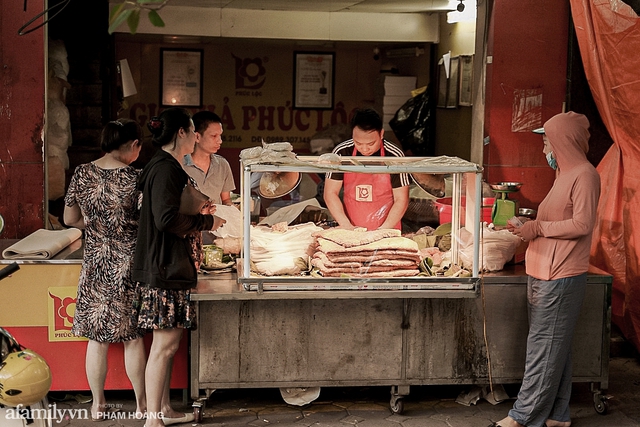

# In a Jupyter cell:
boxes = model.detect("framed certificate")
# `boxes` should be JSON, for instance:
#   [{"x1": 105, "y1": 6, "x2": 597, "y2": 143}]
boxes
[
  {"x1": 293, "y1": 52, "x2": 335, "y2": 109},
  {"x1": 160, "y1": 48, "x2": 203, "y2": 107}
]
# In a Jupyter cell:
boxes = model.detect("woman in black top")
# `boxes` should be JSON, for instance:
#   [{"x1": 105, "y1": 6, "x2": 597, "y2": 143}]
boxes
[{"x1": 132, "y1": 107, "x2": 223, "y2": 426}]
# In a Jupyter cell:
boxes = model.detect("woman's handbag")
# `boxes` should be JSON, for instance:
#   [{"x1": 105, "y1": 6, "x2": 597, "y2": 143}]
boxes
[{"x1": 179, "y1": 181, "x2": 210, "y2": 215}]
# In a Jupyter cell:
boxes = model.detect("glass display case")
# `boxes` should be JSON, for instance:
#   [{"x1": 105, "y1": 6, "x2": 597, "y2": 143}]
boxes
[{"x1": 238, "y1": 155, "x2": 484, "y2": 293}]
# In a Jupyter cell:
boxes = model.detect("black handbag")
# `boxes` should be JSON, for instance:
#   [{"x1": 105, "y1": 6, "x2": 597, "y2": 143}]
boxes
[{"x1": 179, "y1": 181, "x2": 209, "y2": 215}]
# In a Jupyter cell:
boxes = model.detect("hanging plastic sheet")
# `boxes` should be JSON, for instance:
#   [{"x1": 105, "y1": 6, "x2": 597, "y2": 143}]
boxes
[{"x1": 571, "y1": 0, "x2": 640, "y2": 351}]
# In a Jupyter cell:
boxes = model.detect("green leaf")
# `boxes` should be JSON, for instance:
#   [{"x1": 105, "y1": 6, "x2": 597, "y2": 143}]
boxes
[
  {"x1": 109, "y1": 3, "x2": 125, "y2": 22},
  {"x1": 108, "y1": 8, "x2": 133, "y2": 34},
  {"x1": 419, "y1": 257, "x2": 434, "y2": 276},
  {"x1": 127, "y1": 9, "x2": 141, "y2": 35},
  {"x1": 148, "y1": 10, "x2": 165, "y2": 28}
]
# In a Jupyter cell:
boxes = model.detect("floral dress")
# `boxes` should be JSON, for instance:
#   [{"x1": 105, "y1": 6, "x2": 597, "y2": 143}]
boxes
[{"x1": 65, "y1": 163, "x2": 144, "y2": 343}]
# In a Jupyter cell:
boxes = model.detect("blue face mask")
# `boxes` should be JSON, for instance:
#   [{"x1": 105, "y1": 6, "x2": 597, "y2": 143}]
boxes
[{"x1": 546, "y1": 151, "x2": 557, "y2": 170}]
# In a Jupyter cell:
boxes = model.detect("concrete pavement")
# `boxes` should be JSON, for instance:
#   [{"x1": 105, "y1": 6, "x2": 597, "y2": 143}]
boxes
[{"x1": 31, "y1": 355, "x2": 640, "y2": 427}]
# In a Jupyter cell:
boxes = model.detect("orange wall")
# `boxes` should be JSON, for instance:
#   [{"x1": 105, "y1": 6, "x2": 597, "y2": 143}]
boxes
[{"x1": 0, "y1": 1, "x2": 46, "y2": 238}]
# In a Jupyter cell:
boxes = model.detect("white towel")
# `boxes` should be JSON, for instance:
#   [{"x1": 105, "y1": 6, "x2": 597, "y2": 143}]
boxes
[{"x1": 2, "y1": 228, "x2": 82, "y2": 260}]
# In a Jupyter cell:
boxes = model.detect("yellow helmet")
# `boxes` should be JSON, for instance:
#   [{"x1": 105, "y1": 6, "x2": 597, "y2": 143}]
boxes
[
  {"x1": 1, "y1": 327, "x2": 21, "y2": 362},
  {"x1": 0, "y1": 349, "x2": 52, "y2": 407}
]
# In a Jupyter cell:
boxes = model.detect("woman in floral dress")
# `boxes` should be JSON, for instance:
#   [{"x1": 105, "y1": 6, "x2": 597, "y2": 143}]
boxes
[{"x1": 64, "y1": 119, "x2": 146, "y2": 421}]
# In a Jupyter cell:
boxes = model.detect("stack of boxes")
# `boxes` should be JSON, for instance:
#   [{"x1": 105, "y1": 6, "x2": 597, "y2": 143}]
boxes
[{"x1": 374, "y1": 75, "x2": 417, "y2": 132}]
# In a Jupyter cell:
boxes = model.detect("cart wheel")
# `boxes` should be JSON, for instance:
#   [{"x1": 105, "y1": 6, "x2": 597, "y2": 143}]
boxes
[
  {"x1": 193, "y1": 405, "x2": 203, "y2": 423},
  {"x1": 192, "y1": 397, "x2": 207, "y2": 423},
  {"x1": 594, "y1": 396, "x2": 609, "y2": 415},
  {"x1": 390, "y1": 396, "x2": 404, "y2": 414}
]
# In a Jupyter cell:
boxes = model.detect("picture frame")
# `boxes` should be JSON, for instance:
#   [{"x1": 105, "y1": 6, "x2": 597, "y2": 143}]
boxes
[
  {"x1": 160, "y1": 48, "x2": 203, "y2": 107},
  {"x1": 293, "y1": 52, "x2": 335, "y2": 109},
  {"x1": 458, "y1": 55, "x2": 474, "y2": 106}
]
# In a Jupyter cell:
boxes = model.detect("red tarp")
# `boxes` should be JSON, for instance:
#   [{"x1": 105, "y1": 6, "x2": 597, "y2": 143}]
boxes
[{"x1": 571, "y1": 0, "x2": 640, "y2": 352}]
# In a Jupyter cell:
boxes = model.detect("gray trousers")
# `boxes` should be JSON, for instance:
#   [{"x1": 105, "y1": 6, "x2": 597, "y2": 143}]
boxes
[{"x1": 508, "y1": 273, "x2": 587, "y2": 427}]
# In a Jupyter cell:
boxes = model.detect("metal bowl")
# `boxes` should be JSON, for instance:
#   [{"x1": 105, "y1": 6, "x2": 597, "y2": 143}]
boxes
[
  {"x1": 259, "y1": 171, "x2": 302, "y2": 199},
  {"x1": 518, "y1": 207, "x2": 537, "y2": 218},
  {"x1": 411, "y1": 173, "x2": 446, "y2": 198},
  {"x1": 489, "y1": 182, "x2": 523, "y2": 192}
]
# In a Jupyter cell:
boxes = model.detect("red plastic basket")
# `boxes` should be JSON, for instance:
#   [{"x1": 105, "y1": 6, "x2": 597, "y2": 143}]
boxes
[{"x1": 434, "y1": 197, "x2": 495, "y2": 225}]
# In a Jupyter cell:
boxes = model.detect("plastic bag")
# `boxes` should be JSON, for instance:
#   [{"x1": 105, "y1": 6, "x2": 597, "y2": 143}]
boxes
[
  {"x1": 457, "y1": 224, "x2": 521, "y2": 272},
  {"x1": 250, "y1": 222, "x2": 323, "y2": 276},
  {"x1": 389, "y1": 88, "x2": 434, "y2": 156},
  {"x1": 211, "y1": 204, "x2": 243, "y2": 238}
]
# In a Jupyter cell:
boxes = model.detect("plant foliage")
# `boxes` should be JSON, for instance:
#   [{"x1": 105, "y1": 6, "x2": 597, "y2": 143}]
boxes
[{"x1": 108, "y1": 0, "x2": 167, "y2": 34}]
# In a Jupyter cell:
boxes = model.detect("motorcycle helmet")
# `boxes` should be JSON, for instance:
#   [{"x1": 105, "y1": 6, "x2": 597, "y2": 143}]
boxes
[
  {"x1": 0, "y1": 327, "x2": 21, "y2": 362},
  {"x1": 0, "y1": 349, "x2": 52, "y2": 407}
]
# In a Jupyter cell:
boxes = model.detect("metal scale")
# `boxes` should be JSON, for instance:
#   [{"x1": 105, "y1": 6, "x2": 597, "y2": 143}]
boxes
[{"x1": 490, "y1": 182, "x2": 522, "y2": 226}]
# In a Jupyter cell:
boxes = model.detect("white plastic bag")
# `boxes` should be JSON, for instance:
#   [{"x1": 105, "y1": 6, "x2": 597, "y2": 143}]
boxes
[
  {"x1": 211, "y1": 204, "x2": 243, "y2": 238},
  {"x1": 458, "y1": 224, "x2": 521, "y2": 272}
]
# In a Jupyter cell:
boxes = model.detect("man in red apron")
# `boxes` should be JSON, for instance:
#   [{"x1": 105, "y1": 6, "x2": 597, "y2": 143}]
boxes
[{"x1": 324, "y1": 108, "x2": 410, "y2": 230}]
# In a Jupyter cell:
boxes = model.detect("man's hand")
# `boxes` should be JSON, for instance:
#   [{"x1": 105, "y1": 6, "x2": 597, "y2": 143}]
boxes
[
  {"x1": 323, "y1": 178, "x2": 353, "y2": 228},
  {"x1": 378, "y1": 185, "x2": 409, "y2": 229},
  {"x1": 336, "y1": 224, "x2": 357, "y2": 230}
]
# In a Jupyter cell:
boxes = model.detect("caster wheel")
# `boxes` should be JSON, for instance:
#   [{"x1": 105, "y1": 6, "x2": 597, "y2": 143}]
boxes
[
  {"x1": 390, "y1": 396, "x2": 404, "y2": 414},
  {"x1": 594, "y1": 398, "x2": 609, "y2": 415},
  {"x1": 194, "y1": 406, "x2": 203, "y2": 423}
]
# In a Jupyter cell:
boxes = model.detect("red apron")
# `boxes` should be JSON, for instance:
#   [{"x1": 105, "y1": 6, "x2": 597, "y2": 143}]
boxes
[{"x1": 343, "y1": 144, "x2": 400, "y2": 230}]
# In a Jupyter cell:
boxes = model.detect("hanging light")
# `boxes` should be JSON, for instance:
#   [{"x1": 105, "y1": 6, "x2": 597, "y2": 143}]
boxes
[{"x1": 447, "y1": 0, "x2": 476, "y2": 23}]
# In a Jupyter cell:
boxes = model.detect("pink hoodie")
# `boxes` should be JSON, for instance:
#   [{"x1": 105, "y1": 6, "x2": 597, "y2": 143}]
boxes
[{"x1": 522, "y1": 112, "x2": 601, "y2": 280}]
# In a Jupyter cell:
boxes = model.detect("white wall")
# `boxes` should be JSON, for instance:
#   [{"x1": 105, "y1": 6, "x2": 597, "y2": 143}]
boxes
[{"x1": 113, "y1": 5, "x2": 440, "y2": 42}]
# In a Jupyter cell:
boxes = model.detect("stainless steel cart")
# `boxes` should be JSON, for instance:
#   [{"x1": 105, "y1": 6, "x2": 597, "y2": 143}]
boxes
[
  {"x1": 189, "y1": 268, "x2": 611, "y2": 420},
  {"x1": 189, "y1": 156, "x2": 611, "y2": 420}
]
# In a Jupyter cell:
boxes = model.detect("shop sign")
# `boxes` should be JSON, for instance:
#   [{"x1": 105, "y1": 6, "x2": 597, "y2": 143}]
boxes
[{"x1": 47, "y1": 287, "x2": 86, "y2": 342}]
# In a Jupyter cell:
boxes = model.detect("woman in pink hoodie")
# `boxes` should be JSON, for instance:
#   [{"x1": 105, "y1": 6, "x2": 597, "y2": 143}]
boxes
[{"x1": 491, "y1": 112, "x2": 601, "y2": 427}]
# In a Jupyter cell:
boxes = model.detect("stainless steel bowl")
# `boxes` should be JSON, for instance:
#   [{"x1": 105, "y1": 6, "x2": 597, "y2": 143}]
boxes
[
  {"x1": 518, "y1": 207, "x2": 537, "y2": 218},
  {"x1": 489, "y1": 182, "x2": 523, "y2": 192}
]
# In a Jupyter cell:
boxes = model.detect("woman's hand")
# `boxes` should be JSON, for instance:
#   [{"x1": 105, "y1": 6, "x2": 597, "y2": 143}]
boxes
[
  {"x1": 200, "y1": 202, "x2": 216, "y2": 216},
  {"x1": 507, "y1": 223, "x2": 524, "y2": 240},
  {"x1": 506, "y1": 216, "x2": 523, "y2": 236},
  {"x1": 507, "y1": 218, "x2": 535, "y2": 242},
  {"x1": 212, "y1": 215, "x2": 226, "y2": 231}
]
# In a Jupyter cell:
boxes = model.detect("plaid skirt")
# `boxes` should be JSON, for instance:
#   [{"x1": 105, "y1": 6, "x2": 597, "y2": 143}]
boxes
[{"x1": 134, "y1": 284, "x2": 197, "y2": 330}]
